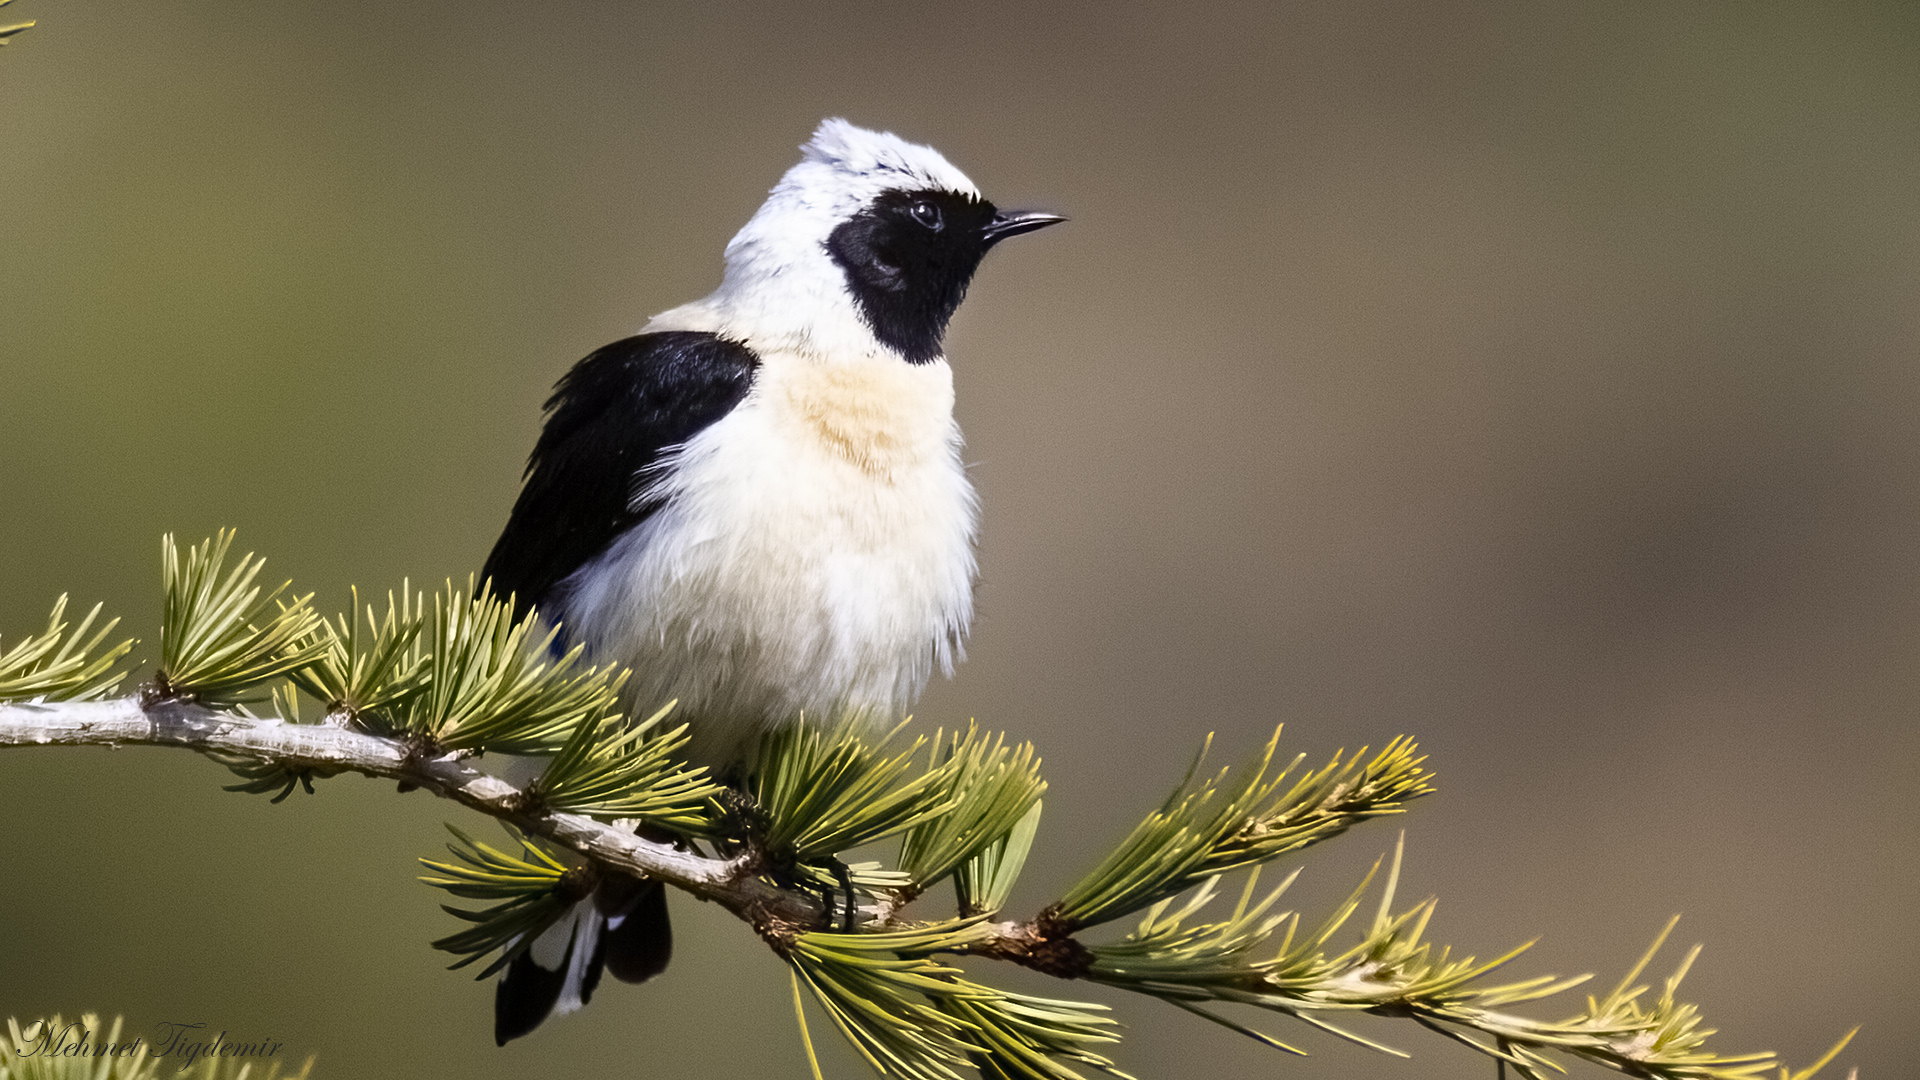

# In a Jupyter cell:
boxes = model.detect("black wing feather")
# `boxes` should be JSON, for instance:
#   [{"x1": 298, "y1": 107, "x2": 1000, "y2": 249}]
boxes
[
  {"x1": 481, "y1": 331, "x2": 759, "y2": 621},
  {"x1": 494, "y1": 934, "x2": 573, "y2": 1046}
]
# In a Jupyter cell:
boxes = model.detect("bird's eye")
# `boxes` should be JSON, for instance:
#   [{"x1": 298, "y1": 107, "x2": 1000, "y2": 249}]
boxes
[{"x1": 909, "y1": 200, "x2": 943, "y2": 230}]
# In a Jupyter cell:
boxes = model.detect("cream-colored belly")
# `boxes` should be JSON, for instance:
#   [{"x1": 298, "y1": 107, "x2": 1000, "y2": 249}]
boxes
[{"x1": 557, "y1": 354, "x2": 977, "y2": 764}]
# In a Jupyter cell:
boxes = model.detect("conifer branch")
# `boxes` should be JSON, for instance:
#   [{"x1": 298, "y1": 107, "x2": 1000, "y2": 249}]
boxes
[
  {"x1": 0, "y1": 694, "x2": 820, "y2": 927},
  {"x1": 0, "y1": 533, "x2": 1858, "y2": 1080},
  {"x1": 0, "y1": 682, "x2": 1856, "y2": 1080}
]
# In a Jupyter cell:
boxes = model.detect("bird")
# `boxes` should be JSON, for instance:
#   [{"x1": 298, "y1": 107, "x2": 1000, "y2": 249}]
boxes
[{"x1": 478, "y1": 118, "x2": 1063, "y2": 1044}]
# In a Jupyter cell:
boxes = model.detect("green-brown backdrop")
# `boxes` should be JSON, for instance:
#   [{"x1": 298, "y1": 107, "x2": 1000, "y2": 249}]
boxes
[{"x1": 3, "y1": 2, "x2": 1913, "y2": 1078}]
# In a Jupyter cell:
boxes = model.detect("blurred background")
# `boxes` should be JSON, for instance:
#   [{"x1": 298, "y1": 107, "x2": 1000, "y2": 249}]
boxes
[{"x1": 3, "y1": 2, "x2": 1914, "y2": 1077}]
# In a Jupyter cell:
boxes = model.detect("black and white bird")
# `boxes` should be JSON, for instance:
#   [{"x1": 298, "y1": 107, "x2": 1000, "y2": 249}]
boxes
[{"x1": 479, "y1": 119, "x2": 1062, "y2": 1044}]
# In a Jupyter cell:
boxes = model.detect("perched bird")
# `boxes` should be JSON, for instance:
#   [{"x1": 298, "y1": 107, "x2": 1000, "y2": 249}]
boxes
[{"x1": 479, "y1": 118, "x2": 1063, "y2": 1044}]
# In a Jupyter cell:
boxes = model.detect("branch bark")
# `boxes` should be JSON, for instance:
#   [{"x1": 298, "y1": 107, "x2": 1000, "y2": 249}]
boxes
[{"x1": 0, "y1": 696, "x2": 824, "y2": 928}]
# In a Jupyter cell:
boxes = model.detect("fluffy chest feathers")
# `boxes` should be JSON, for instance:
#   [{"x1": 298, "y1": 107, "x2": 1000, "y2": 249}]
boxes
[
  {"x1": 777, "y1": 359, "x2": 951, "y2": 479},
  {"x1": 557, "y1": 352, "x2": 977, "y2": 761}
]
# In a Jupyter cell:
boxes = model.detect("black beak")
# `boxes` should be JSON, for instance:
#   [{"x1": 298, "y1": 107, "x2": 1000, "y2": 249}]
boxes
[{"x1": 981, "y1": 209, "x2": 1067, "y2": 246}]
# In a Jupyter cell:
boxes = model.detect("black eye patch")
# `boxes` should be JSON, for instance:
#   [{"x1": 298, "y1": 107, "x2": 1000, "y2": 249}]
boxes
[{"x1": 825, "y1": 188, "x2": 999, "y2": 364}]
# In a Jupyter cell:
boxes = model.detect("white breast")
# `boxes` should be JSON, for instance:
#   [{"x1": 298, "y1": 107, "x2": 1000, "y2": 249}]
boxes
[{"x1": 556, "y1": 350, "x2": 978, "y2": 765}]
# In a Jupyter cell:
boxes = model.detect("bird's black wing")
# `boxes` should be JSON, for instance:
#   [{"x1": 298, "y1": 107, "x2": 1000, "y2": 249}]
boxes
[
  {"x1": 485, "y1": 332, "x2": 753, "y2": 1045},
  {"x1": 481, "y1": 331, "x2": 760, "y2": 621}
]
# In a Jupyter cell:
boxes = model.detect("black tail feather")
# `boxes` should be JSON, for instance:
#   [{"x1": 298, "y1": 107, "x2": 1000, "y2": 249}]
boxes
[
  {"x1": 493, "y1": 875, "x2": 672, "y2": 1046},
  {"x1": 602, "y1": 877, "x2": 673, "y2": 983},
  {"x1": 495, "y1": 933, "x2": 576, "y2": 1046}
]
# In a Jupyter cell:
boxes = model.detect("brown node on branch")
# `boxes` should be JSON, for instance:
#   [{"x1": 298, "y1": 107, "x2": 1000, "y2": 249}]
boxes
[
  {"x1": 976, "y1": 904, "x2": 1095, "y2": 980},
  {"x1": 396, "y1": 732, "x2": 445, "y2": 793},
  {"x1": 140, "y1": 672, "x2": 181, "y2": 707},
  {"x1": 556, "y1": 863, "x2": 601, "y2": 904},
  {"x1": 751, "y1": 904, "x2": 807, "y2": 959},
  {"x1": 499, "y1": 782, "x2": 541, "y2": 814},
  {"x1": 716, "y1": 786, "x2": 772, "y2": 849}
]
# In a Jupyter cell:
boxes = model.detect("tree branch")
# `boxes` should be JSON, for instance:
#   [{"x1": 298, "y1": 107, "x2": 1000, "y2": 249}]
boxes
[
  {"x1": 0, "y1": 688, "x2": 1854, "y2": 1080},
  {"x1": 0, "y1": 695, "x2": 824, "y2": 928}
]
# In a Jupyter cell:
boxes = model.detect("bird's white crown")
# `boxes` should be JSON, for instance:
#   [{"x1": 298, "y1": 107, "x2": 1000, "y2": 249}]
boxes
[
  {"x1": 648, "y1": 119, "x2": 981, "y2": 361},
  {"x1": 778, "y1": 118, "x2": 980, "y2": 220}
]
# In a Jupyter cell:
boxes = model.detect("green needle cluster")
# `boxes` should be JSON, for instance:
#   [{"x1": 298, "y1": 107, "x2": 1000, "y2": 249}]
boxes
[
  {"x1": 953, "y1": 800, "x2": 1044, "y2": 918},
  {"x1": 531, "y1": 702, "x2": 724, "y2": 832},
  {"x1": 397, "y1": 582, "x2": 621, "y2": 755},
  {"x1": 419, "y1": 825, "x2": 588, "y2": 979},
  {"x1": 751, "y1": 721, "x2": 962, "y2": 862},
  {"x1": 0, "y1": 594, "x2": 135, "y2": 702},
  {"x1": 787, "y1": 922, "x2": 1123, "y2": 1080},
  {"x1": 1056, "y1": 731, "x2": 1432, "y2": 930},
  {"x1": 157, "y1": 531, "x2": 324, "y2": 707},
  {"x1": 899, "y1": 725, "x2": 1047, "y2": 900},
  {"x1": 288, "y1": 585, "x2": 429, "y2": 722}
]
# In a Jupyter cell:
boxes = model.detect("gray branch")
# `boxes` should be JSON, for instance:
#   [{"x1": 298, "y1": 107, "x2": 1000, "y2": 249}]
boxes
[{"x1": 0, "y1": 696, "x2": 824, "y2": 928}]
